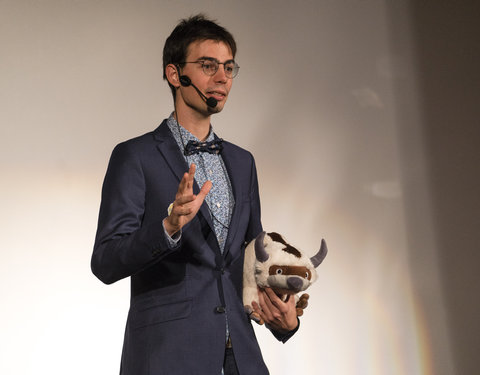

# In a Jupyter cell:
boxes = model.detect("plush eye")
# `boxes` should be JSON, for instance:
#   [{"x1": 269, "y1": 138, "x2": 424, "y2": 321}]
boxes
[
  {"x1": 276, "y1": 268, "x2": 283, "y2": 275},
  {"x1": 305, "y1": 271, "x2": 309, "y2": 278}
]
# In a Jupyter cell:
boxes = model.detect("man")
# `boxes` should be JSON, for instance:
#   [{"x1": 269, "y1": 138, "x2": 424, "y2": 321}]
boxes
[{"x1": 91, "y1": 15, "x2": 299, "y2": 375}]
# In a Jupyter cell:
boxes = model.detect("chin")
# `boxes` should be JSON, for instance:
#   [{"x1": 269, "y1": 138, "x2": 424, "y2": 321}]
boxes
[{"x1": 207, "y1": 104, "x2": 224, "y2": 114}]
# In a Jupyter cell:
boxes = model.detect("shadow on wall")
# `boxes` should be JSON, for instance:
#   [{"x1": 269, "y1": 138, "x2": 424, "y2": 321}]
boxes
[{"x1": 387, "y1": 1, "x2": 480, "y2": 375}]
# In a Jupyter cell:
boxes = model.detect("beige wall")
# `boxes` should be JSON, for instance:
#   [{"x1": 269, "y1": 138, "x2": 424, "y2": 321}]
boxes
[{"x1": 1, "y1": 1, "x2": 478, "y2": 374}]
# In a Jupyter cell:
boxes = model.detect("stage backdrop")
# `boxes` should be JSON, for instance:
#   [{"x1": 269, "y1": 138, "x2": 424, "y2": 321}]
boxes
[{"x1": 1, "y1": 1, "x2": 479, "y2": 374}]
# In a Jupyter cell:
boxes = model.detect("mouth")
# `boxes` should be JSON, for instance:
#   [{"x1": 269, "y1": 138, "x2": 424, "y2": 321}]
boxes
[{"x1": 206, "y1": 90, "x2": 227, "y2": 101}]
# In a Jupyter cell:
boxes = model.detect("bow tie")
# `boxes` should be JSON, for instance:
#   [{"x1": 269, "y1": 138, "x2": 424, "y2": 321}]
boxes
[{"x1": 184, "y1": 139, "x2": 223, "y2": 156}]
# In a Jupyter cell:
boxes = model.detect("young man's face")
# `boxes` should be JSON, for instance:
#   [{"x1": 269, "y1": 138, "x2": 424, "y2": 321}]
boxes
[{"x1": 177, "y1": 39, "x2": 234, "y2": 116}]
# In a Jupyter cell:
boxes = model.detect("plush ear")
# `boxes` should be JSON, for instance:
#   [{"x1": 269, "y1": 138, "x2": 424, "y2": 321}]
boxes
[{"x1": 165, "y1": 63, "x2": 181, "y2": 89}]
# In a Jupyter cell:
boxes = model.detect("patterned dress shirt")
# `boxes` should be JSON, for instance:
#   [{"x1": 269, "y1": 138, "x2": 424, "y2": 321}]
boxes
[{"x1": 166, "y1": 114, "x2": 235, "y2": 253}]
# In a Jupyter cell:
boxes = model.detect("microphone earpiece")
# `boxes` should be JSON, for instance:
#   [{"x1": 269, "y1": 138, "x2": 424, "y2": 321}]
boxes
[
  {"x1": 179, "y1": 75, "x2": 191, "y2": 87},
  {"x1": 178, "y1": 75, "x2": 217, "y2": 108}
]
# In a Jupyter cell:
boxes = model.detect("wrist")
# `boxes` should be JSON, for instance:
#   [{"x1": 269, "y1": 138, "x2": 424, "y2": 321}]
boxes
[
  {"x1": 287, "y1": 317, "x2": 300, "y2": 331},
  {"x1": 163, "y1": 217, "x2": 180, "y2": 237}
]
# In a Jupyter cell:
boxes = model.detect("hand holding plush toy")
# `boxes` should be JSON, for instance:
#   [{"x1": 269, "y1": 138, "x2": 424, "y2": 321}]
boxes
[{"x1": 243, "y1": 231, "x2": 328, "y2": 324}]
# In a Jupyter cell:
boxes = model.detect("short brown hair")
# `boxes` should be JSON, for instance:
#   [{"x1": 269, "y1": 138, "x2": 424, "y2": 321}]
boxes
[{"x1": 162, "y1": 14, "x2": 237, "y2": 98}]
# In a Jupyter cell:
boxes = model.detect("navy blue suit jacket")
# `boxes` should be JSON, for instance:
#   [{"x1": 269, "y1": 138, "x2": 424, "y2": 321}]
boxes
[{"x1": 92, "y1": 120, "x2": 279, "y2": 374}]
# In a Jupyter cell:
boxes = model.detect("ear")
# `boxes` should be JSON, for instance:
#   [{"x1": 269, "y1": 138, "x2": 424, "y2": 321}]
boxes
[{"x1": 165, "y1": 64, "x2": 181, "y2": 88}]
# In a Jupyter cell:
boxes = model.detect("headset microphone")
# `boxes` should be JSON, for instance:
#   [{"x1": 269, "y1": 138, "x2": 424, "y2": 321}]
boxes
[{"x1": 179, "y1": 75, "x2": 218, "y2": 108}]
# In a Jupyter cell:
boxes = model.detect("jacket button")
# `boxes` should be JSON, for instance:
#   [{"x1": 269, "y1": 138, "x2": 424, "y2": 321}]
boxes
[{"x1": 215, "y1": 306, "x2": 226, "y2": 314}]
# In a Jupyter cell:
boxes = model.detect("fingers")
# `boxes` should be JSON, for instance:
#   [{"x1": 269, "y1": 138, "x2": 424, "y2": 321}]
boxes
[
  {"x1": 176, "y1": 179, "x2": 211, "y2": 212},
  {"x1": 252, "y1": 288, "x2": 276, "y2": 326},
  {"x1": 171, "y1": 202, "x2": 194, "y2": 217},
  {"x1": 250, "y1": 295, "x2": 265, "y2": 325},
  {"x1": 177, "y1": 164, "x2": 196, "y2": 197},
  {"x1": 198, "y1": 180, "x2": 212, "y2": 199},
  {"x1": 186, "y1": 163, "x2": 196, "y2": 187},
  {"x1": 264, "y1": 287, "x2": 286, "y2": 309},
  {"x1": 261, "y1": 288, "x2": 278, "y2": 313},
  {"x1": 174, "y1": 192, "x2": 196, "y2": 207},
  {"x1": 254, "y1": 288, "x2": 299, "y2": 333},
  {"x1": 178, "y1": 164, "x2": 212, "y2": 209},
  {"x1": 166, "y1": 164, "x2": 213, "y2": 234},
  {"x1": 176, "y1": 164, "x2": 212, "y2": 201},
  {"x1": 251, "y1": 292, "x2": 265, "y2": 323}
]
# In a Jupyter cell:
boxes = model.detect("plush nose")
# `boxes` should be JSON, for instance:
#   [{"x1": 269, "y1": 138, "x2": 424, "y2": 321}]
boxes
[{"x1": 287, "y1": 277, "x2": 303, "y2": 292}]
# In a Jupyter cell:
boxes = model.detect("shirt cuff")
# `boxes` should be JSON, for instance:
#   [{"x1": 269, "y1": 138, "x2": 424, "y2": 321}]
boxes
[{"x1": 162, "y1": 220, "x2": 182, "y2": 248}]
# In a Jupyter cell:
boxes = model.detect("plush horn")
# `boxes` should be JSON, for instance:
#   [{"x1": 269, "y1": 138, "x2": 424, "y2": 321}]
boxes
[
  {"x1": 254, "y1": 231, "x2": 269, "y2": 263},
  {"x1": 310, "y1": 239, "x2": 328, "y2": 268}
]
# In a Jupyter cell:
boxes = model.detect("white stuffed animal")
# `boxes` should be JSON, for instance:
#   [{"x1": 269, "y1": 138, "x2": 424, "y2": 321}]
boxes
[{"x1": 243, "y1": 231, "x2": 328, "y2": 324}]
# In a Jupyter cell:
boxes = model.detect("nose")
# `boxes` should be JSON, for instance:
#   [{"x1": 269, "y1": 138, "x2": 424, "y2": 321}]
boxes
[
  {"x1": 287, "y1": 277, "x2": 304, "y2": 292},
  {"x1": 213, "y1": 64, "x2": 228, "y2": 83}
]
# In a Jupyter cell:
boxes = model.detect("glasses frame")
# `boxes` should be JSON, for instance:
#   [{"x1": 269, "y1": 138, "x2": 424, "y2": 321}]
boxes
[{"x1": 179, "y1": 58, "x2": 240, "y2": 79}]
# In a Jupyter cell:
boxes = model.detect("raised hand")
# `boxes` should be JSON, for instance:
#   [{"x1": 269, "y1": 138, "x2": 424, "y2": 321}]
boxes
[{"x1": 163, "y1": 164, "x2": 212, "y2": 236}]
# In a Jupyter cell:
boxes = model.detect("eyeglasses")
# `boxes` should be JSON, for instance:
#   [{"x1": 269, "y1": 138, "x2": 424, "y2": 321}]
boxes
[{"x1": 179, "y1": 59, "x2": 240, "y2": 78}]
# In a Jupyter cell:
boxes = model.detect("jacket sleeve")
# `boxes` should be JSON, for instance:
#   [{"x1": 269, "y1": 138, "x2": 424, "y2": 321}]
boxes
[
  {"x1": 91, "y1": 142, "x2": 178, "y2": 285},
  {"x1": 245, "y1": 155, "x2": 263, "y2": 243},
  {"x1": 270, "y1": 318, "x2": 300, "y2": 343}
]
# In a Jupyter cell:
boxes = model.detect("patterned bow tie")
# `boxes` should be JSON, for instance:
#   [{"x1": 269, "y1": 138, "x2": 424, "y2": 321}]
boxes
[{"x1": 184, "y1": 139, "x2": 223, "y2": 156}]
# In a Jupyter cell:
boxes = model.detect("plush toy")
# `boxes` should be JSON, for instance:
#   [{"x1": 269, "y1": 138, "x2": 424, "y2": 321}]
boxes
[{"x1": 243, "y1": 231, "x2": 328, "y2": 324}]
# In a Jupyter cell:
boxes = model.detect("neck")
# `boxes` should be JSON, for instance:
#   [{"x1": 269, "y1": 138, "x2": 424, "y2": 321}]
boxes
[{"x1": 174, "y1": 102, "x2": 211, "y2": 141}]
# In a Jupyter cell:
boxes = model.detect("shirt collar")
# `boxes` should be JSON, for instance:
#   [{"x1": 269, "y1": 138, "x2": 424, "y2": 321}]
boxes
[{"x1": 166, "y1": 113, "x2": 215, "y2": 151}]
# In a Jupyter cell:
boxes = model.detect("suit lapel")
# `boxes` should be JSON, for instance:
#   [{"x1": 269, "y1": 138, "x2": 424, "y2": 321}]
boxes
[
  {"x1": 153, "y1": 122, "x2": 248, "y2": 258},
  {"x1": 221, "y1": 142, "x2": 244, "y2": 257},
  {"x1": 154, "y1": 122, "x2": 217, "y2": 238},
  {"x1": 154, "y1": 123, "x2": 188, "y2": 182}
]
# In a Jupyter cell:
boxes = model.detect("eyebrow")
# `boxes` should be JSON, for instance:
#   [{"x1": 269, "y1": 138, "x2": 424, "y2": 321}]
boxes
[{"x1": 196, "y1": 56, "x2": 235, "y2": 64}]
